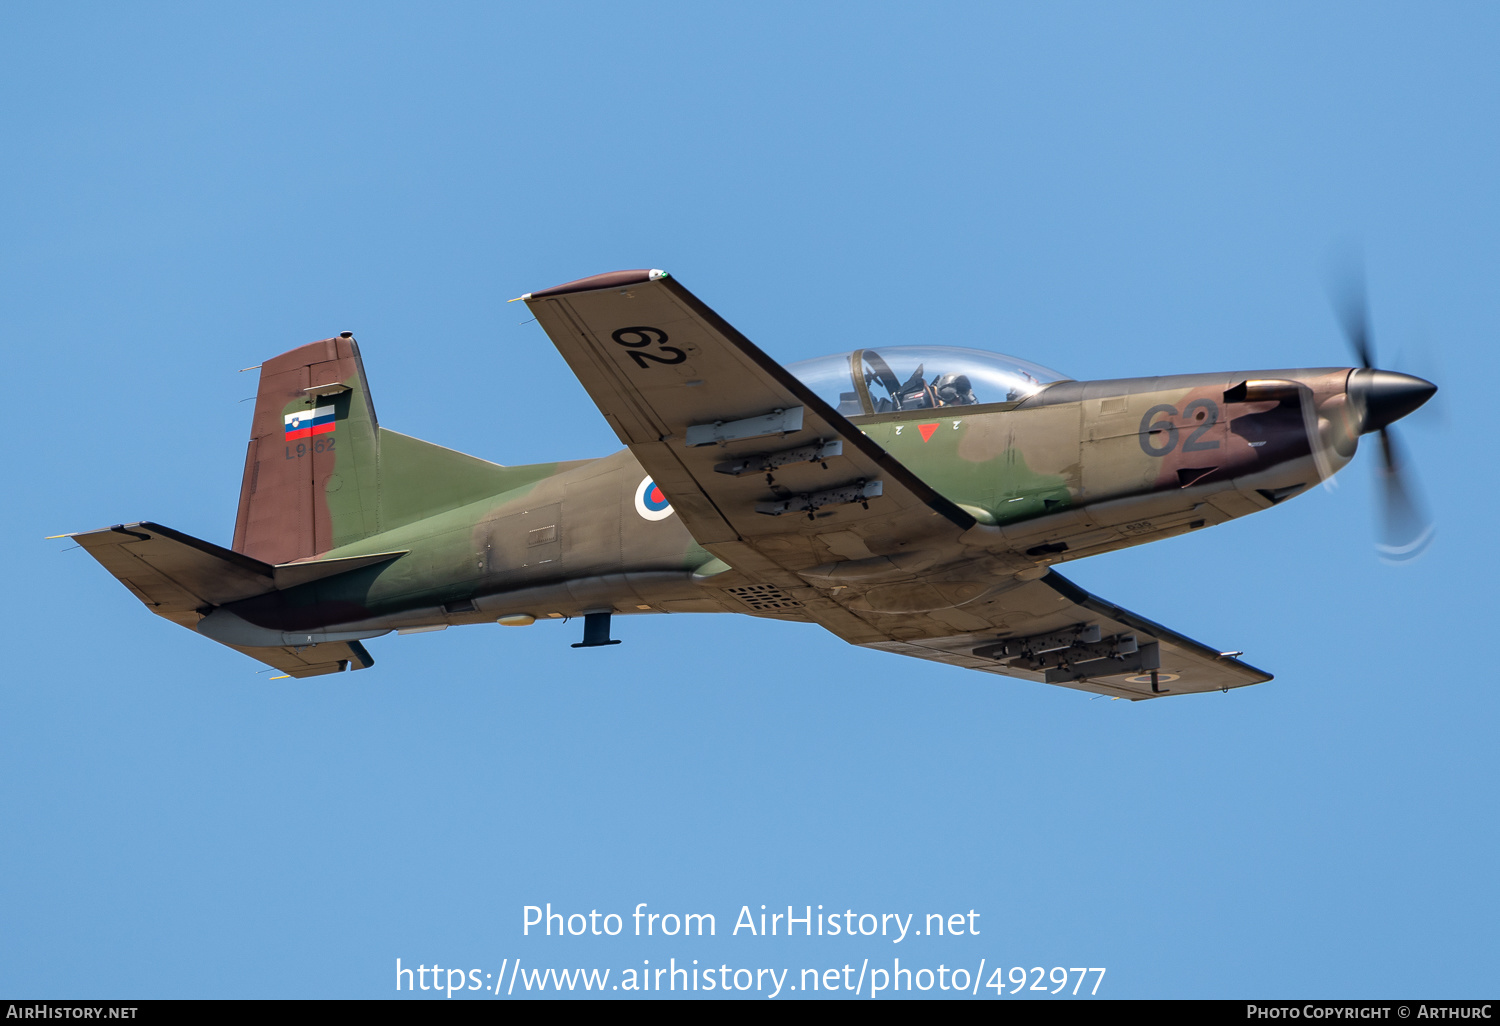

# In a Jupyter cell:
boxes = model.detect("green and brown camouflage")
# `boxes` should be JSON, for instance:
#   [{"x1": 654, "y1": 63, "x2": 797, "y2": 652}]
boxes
[
  {"x1": 862, "y1": 365, "x2": 1362, "y2": 563},
  {"x1": 69, "y1": 270, "x2": 1433, "y2": 698}
]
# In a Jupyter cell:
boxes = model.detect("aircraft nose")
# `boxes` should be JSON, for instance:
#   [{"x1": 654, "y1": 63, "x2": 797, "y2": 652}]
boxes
[{"x1": 1349, "y1": 369, "x2": 1437, "y2": 435}]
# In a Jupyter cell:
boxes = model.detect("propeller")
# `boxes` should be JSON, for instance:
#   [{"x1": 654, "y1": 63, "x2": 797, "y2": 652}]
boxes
[{"x1": 1326, "y1": 260, "x2": 1438, "y2": 562}]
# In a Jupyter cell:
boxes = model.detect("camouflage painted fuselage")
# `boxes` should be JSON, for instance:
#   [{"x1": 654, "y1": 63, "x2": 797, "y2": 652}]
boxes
[{"x1": 199, "y1": 361, "x2": 1358, "y2": 646}]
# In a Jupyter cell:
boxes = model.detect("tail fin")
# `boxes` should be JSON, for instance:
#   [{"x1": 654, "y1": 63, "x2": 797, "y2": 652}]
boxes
[
  {"x1": 232, "y1": 333, "x2": 382, "y2": 564},
  {"x1": 233, "y1": 334, "x2": 558, "y2": 564}
]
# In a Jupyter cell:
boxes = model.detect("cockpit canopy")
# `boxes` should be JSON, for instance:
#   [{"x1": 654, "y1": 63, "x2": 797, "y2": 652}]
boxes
[{"x1": 786, "y1": 346, "x2": 1070, "y2": 416}]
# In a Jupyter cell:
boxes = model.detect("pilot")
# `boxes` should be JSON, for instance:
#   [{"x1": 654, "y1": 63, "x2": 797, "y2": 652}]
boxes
[{"x1": 933, "y1": 372, "x2": 977, "y2": 406}]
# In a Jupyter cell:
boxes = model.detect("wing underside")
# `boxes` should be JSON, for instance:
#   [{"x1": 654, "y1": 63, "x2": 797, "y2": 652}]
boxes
[
  {"x1": 523, "y1": 268, "x2": 986, "y2": 635},
  {"x1": 857, "y1": 570, "x2": 1271, "y2": 700}
]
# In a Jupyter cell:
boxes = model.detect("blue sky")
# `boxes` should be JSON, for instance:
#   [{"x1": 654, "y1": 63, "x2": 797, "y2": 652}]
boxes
[{"x1": 2, "y1": 2, "x2": 1495, "y2": 999}]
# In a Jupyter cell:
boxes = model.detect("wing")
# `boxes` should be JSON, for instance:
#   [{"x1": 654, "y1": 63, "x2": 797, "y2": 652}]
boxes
[
  {"x1": 524, "y1": 269, "x2": 989, "y2": 642},
  {"x1": 860, "y1": 569, "x2": 1272, "y2": 700},
  {"x1": 523, "y1": 270, "x2": 975, "y2": 539},
  {"x1": 525, "y1": 270, "x2": 1269, "y2": 699}
]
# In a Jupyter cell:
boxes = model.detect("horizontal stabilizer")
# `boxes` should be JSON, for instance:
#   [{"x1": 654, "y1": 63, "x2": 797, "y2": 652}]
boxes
[
  {"x1": 70, "y1": 521, "x2": 400, "y2": 676},
  {"x1": 226, "y1": 639, "x2": 375, "y2": 679},
  {"x1": 273, "y1": 550, "x2": 408, "y2": 589},
  {"x1": 72, "y1": 522, "x2": 276, "y2": 624},
  {"x1": 71, "y1": 522, "x2": 407, "y2": 612}
]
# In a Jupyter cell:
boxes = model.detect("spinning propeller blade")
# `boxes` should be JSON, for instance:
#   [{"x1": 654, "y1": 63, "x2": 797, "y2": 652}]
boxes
[
  {"x1": 1373, "y1": 428, "x2": 1435, "y2": 563},
  {"x1": 1326, "y1": 255, "x2": 1437, "y2": 562}
]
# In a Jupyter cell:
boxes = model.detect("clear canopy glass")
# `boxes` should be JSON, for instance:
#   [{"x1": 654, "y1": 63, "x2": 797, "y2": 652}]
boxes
[{"x1": 786, "y1": 346, "x2": 1070, "y2": 416}]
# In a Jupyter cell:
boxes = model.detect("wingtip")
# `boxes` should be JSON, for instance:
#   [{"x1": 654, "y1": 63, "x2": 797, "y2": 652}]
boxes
[{"x1": 525, "y1": 269, "x2": 669, "y2": 299}]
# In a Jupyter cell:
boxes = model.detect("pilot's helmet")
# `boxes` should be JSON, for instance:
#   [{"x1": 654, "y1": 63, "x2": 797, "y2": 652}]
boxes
[{"x1": 934, "y1": 373, "x2": 976, "y2": 405}]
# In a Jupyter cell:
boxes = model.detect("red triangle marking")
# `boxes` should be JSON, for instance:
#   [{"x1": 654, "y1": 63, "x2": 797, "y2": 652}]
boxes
[{"x1": 918, "y1": 422, "x2": 939, "y2": 442}]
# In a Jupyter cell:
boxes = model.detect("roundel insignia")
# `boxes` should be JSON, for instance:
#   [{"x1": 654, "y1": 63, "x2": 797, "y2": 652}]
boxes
[
  {"x1": 1125, "y1": 672, "x2": 1180, "y2": 685},
  {"x1": 634, "y1": 476, "x2": 675, "y2": 521}
]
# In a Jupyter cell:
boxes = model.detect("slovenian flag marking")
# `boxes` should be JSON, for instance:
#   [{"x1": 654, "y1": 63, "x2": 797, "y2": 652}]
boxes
[{"x1": 284, "y1": 405, "x2": 336, "y2": 441}]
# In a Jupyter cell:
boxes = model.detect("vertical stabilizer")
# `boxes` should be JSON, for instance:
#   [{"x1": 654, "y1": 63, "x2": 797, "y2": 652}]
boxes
[{"x1": 232, "y1": 334, "x2": 381, "y2": 564}]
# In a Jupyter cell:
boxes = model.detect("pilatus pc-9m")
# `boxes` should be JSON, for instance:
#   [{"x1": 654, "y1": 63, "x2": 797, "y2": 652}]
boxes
[{"x1": 67, "y1": 269, "x2": 1435, "y2": 698}]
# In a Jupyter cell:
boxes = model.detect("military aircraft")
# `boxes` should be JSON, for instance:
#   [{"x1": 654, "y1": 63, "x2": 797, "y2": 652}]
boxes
[{"x1": 64, "y1": 269, "x2": 1436, "y2": 699}]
